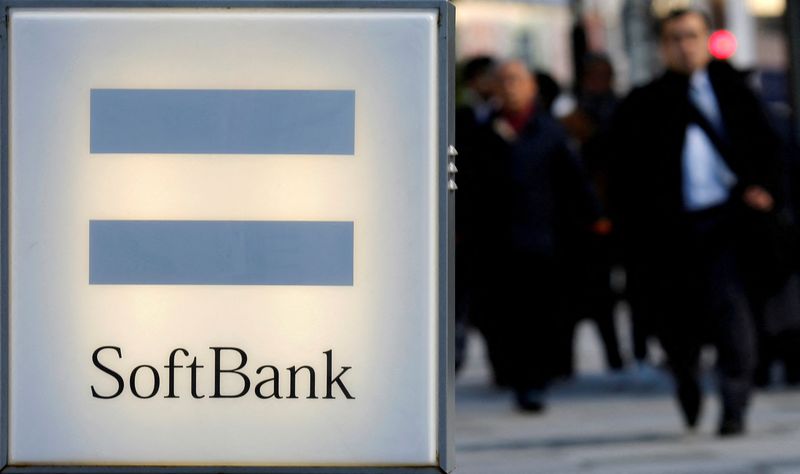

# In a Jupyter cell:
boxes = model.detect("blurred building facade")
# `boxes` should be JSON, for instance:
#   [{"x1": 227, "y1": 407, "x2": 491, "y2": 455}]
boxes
[
  {"x1": 455, "y1": 0, "x2": 794, "y2": 105},
  {"x1": 455, "y1": 1, "x2": 575, "y2": 85}
]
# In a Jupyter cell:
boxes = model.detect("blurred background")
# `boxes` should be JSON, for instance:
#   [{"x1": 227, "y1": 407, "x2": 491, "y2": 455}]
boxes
[
  {"x1": 452, "y1": 1, "x2": 800, "y2": 473},
  {"x1": 455, "y1": 0, "x2": 797, "y2": 133}
]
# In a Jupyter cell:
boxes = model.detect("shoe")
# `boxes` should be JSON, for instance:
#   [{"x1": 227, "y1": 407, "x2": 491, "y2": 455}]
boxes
[
  {"x1": 514, "y1": 389, "x2": 546, "y2": 413},
  {"x1": 718, "y1": 418, "x2": 745, "y2": 437}
]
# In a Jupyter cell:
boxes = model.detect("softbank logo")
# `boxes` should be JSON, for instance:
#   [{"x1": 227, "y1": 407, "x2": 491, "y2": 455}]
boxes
[
  {"x1": 87, "y1": 89, "x2": 357, "y2": 400},
  {"x1": 91, "y1": 347, "x2": 355, "y2": 400},
  {"x1": 88, "y1": 89, "x2": 355, "y2": 286}
]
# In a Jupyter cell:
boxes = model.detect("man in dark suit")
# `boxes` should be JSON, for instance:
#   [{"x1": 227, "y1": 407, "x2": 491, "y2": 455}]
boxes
[
  {"x1": 459, "y1": 60, "x2": 601, "y2": 411},
  {"x1": 610, "y1": 8, "x2": 782, "y2": 436}
]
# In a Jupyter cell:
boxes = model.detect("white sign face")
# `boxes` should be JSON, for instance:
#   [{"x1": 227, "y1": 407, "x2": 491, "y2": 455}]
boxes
[{"x1": 8, "y1": 8, "x2": 439, "y2": 466}]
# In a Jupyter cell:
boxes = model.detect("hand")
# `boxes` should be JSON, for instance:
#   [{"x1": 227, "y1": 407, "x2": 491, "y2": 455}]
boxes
[{"x1": 743, "y1": 185, "x2": 774, "y2": 212}]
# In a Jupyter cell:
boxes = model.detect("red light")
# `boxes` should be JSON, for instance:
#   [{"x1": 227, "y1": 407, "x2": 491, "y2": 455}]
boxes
[{"x1": 709, "y1": 30, "x2": 737, "y2": 60}]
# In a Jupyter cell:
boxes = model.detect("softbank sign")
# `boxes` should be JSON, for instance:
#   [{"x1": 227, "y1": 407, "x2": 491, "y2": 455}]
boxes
[
  {"x1": 91, "y1": 346, "x2": 354, "y2": 400},
  {"x1": 3, "y1": 4, "x2": 454, "y2": 473}
]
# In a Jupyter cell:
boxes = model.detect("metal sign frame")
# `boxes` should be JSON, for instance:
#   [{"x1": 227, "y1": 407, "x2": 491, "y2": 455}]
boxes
[{"x1": 0, "y1": 1, "x2": 455, "y2": 472}]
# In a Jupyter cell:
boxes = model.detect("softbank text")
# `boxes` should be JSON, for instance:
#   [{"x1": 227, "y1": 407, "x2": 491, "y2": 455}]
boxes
[{"x1": 91, "y1": 346, "x2": 355, "y2": 400}]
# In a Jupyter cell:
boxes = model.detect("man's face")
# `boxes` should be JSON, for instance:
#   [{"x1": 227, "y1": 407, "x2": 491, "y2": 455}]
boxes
[
  {"x1": 660, "y1": 12, "x2": 712, "y2": 75},
  {"x1": 469, "y1": 71, "x2": 498, "y2": 102},
  {"x1": 497, "y1": 61, "x2": 538, "y2": 114}
]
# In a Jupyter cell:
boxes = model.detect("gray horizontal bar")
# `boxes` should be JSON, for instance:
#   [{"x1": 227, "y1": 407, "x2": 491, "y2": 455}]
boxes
[
  {"x1": 90, "y1": 89, "x2": 355, "y2": 155},
  {"x1": 89, "y1": 220, "x2": 353, "y2": 285}
]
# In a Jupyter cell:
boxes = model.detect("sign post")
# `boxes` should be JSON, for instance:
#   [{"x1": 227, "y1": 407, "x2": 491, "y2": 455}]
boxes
[{"x1": 0, "y1": 1, "x2": 455, "y2": 472}]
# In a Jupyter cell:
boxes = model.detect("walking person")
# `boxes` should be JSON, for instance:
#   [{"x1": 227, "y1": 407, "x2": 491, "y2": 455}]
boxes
[
  {"x1": 460, "y1": 59, "x2": 601, "y2": 411},
  {"x1": 456, "y1": 56, "x2": 500, "y2": 374},
  {"x1": 609, "y1": 8, "x2": 783, "y2": 436},
  {"x1": 561, "y1": 53, "x2": 626, "y2": 375}
]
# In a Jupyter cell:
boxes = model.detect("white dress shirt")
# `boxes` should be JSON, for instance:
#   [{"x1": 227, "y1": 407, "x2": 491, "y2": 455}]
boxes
[{"x1": 681, "y1": 70, "x2": 738, "y2": 211}]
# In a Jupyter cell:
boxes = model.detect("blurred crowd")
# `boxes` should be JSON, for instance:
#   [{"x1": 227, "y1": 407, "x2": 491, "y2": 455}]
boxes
[{"x1": 454, "y1": 7, "x2": 800, "y2": 438}]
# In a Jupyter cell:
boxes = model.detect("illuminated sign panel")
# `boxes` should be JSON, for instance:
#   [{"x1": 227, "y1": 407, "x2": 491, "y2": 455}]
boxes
[{"x1": 1, "y1": 2, "x2": 454, "y2": 472}]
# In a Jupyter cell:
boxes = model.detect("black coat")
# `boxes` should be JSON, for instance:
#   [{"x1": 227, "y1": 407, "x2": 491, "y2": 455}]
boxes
[
  {"x1": 458, "y1": 108, "x2": 600, "y2": 264},
  {"x1": 609, "y1": 60, "x2": 783, "y2": 262}
]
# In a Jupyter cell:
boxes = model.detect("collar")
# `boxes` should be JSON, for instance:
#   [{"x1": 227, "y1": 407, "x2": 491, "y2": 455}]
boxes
[
  {"x1": 502, "y1": 102, "x2": 535, "y2": 134},
  {"x1": 690, "y1": 68, "x2": 711, "y2": 91}
]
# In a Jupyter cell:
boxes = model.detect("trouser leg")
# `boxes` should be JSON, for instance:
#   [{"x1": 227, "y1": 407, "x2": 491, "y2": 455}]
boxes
[
  {"x1": 754, "y1": 330, "x2": 775, "y2": 387},
  {"x1": 714, "y1": 300, "x2": 756, "y2": 421},
  {"x1": 648, "y1": 254, "x2": 705, "y2": 429},
  {"x1": 506, "y1": 254, "x2": 557, "y2": 392},
  {"x1": 777, "y1": 330, "x2": 800, "y2": 385},
  {"x1": 473, "y1": 301, "x2": 513, "y2": 386},
  {"x1": 631, "y1": 310, "x2": 651, "y2": 362},
  {"x1": 470, "y1": 259, "x2": 513, "y2": 386},
  {"x1": 594, "y1": 300, "x2": 624, "y2": 370},
  {"x1": 660, "y1": 329, "x2": 703, "y2": 428},
  {"x1": 709, "y1": 249, "x2": 757, "y2": 423},
  {"x1": 626, "y1": 265, "x2": 652, "y2": 363}
]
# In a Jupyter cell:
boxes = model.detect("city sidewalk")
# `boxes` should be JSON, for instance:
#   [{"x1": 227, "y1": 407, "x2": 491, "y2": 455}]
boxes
[{"x1": 454, "y1": 322, "x2": 800, "y2": 474}]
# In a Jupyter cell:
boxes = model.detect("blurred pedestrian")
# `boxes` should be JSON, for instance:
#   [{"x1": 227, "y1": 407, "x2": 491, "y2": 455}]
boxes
[
  {"x1": 458, "y1": 56, "x2": 499, "y2": 128},
  {"x1": 609, "y1": 8, "x2": 783, "y2": 436},
  {"x1": 533, "y1": 70, "x2": 562, "y2": 115},
  {"x1": 455, "y1": 56, "x2": 500, "y2": 373},
  {"x1": 459, "y1": 59, "x2": 601, "y2": 412},
  {"x1": 560, "y1": 54, "x2": 626, "y2": 376}
]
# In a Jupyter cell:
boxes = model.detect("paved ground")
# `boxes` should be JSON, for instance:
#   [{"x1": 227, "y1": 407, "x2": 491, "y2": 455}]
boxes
[{"x1": 453, "y1": 321, "x2": 800, "y2": 474}]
